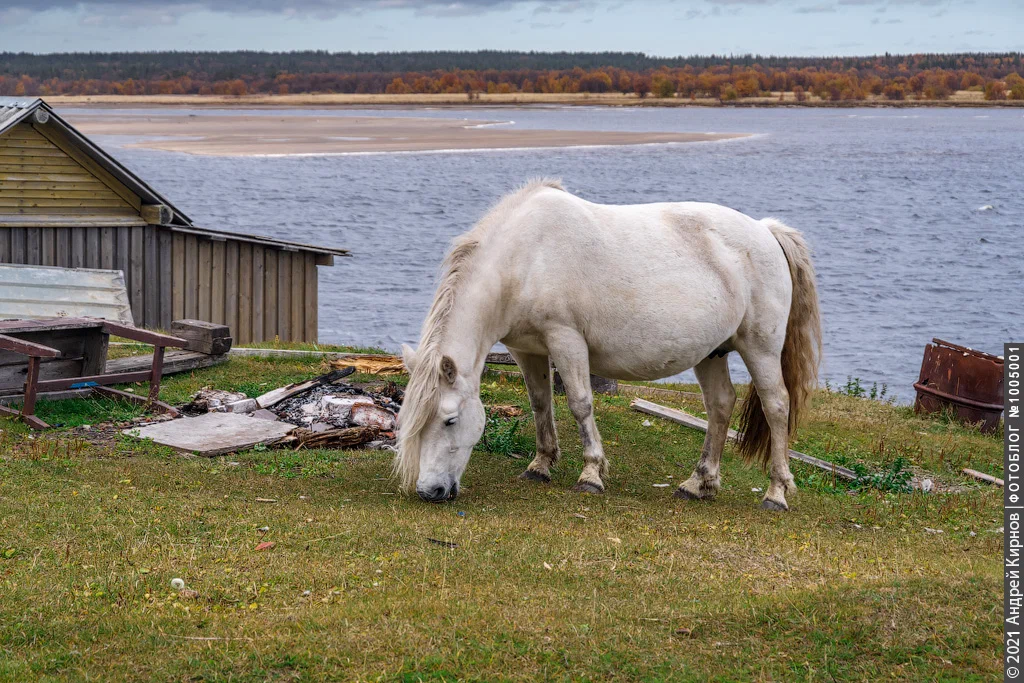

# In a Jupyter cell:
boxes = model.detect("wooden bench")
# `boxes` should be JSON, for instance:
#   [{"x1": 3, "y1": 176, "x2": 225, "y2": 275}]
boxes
[{"x1": 0, "y1": 317, "x2": 188, "y2": 429}]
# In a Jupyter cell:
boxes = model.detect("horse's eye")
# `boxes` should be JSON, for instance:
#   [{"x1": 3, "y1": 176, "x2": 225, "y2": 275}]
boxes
[{"x1": 443, "y1": 417, "x2": 458, "y2": 427}]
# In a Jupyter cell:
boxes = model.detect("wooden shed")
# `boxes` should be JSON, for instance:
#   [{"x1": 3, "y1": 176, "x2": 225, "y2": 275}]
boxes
[{"x1": 0, "y1": 97, "x2": 349, "y2": 343}]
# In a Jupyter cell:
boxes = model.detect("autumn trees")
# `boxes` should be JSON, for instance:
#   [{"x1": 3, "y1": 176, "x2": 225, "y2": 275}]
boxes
[{"x1": 1, "y1": 51, "x2": 1023, "y2": 103}]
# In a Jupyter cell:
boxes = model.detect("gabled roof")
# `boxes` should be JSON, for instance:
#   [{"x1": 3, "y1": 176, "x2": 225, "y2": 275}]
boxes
[
  {"x1": 0, "y1": 96, "x2": 192, "y2": 226},
  {"x1": 0, "y1": 97, "x2": 349, "y2": 259}
]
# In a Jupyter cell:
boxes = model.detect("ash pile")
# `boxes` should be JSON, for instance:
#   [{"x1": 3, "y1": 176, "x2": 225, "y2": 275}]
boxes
[
  {"x1": 181, "y1": 366, "x2": 403, "y2": 451},
  {"x1": 272, "y1": 379, "x2": 402, "y2": 450}
]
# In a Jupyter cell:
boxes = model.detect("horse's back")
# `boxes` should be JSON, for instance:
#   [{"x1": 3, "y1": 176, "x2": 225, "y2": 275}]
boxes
[{"x1": 492, "y1": 189, "x2": 792, "y2": 380}]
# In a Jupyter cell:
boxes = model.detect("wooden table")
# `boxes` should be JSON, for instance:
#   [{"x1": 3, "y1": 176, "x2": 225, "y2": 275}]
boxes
[{"x1": 0, "y1": 317, "x2": 187, "y2": 429}]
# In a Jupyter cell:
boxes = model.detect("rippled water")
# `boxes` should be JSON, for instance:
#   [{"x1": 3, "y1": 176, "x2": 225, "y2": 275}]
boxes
[{"x1": 82, "y1": 106, "x2": 1024, "y2": 400}]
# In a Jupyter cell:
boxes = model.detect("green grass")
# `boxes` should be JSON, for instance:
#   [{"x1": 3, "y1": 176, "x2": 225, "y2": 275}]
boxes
[{"x1": 0, "y1": 355, "x2": 1004, "y2": 681}]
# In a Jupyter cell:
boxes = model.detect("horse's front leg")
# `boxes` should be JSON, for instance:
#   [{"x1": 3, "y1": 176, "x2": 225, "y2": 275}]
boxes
[
  {"x1": 547, "y1": 332, "x2": 607, "y2": 494},
  {"x1": 676, "y1": 355, "x2": 735, "y2": 501},
  {"x1": 509, "y1": 351, "x2": 560, "y2": 483}
]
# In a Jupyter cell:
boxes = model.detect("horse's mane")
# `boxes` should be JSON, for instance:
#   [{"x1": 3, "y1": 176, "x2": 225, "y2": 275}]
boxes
[{"x1": 394, "y1": 178, "x2": 564, "y2": 491}]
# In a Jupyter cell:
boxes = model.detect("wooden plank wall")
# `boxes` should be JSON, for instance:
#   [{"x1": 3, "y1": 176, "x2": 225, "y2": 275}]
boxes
[
  {"x1": 168, "y1": 236, "x2": 319, "y2": 344},
  {"x1": 0, "y1": 224, "x2": 156, "y2": 326},
  {"x1": 0, "y1": 122, "x2": 140, "y2": 220},
  {"x1": 0, "y1": 227, "x2": 320, "y2": 342}
]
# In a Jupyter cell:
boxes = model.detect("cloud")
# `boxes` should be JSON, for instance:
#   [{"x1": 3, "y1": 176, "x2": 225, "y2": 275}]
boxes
[
  {"x1": 795, "y1": 3, "x2": 836, "y2": 12},
  {"x1": 533, "y1": 0, "x2": 597, "y2": 13},
  {"x1": 0, "y1": 0, "x2": 597, "y2": 22},
  {"x1": 0, "y1": 7, "x2": 34, "y2": 25}
]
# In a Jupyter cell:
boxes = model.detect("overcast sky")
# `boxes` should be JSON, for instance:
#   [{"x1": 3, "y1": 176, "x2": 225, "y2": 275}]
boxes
[{"x1": 1, "y1": 0, "x2": 1020, "y2": 55}]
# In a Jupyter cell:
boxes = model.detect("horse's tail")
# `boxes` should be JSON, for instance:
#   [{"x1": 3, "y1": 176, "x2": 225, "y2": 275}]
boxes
[{"x1": 737, "y1": 219, "x2": 823, "y2": 468}]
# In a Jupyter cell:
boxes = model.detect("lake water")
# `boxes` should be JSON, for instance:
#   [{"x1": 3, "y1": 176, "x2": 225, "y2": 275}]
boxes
[{"x1": 81, "y1": 106, "x2": 1024, "y2": 401}]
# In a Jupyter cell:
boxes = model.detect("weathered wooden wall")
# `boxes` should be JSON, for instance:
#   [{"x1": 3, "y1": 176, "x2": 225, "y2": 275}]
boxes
[
  {"x1": 0, "y1": 226, "x2": 319, "y2": 343},
  {"x1": 0, "y1": 122, "x2": 142, "y2": 224},
  {"x1": 169, "y1": 233, "x2": 318, "y2": 345}
]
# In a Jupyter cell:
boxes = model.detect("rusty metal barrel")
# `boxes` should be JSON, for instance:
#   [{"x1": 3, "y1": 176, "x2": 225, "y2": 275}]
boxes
[{"x1": 913, "y1": 338, "x2": 1003, "y2": 433}]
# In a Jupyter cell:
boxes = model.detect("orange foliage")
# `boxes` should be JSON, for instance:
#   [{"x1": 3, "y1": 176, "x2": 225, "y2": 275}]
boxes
[{"x1": 1, "y1": 56, "x2": 1021, "y2": 105}]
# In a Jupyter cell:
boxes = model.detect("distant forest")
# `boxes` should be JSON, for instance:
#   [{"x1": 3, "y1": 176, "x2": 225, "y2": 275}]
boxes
[{"x1": 2, "y1": 51, "x2": 1023, "y2": 101}]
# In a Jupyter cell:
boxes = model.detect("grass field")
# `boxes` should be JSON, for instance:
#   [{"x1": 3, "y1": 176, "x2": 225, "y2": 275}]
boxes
[{"x1": 0, "y1": 350, "x2": 1004, "y2": 681}]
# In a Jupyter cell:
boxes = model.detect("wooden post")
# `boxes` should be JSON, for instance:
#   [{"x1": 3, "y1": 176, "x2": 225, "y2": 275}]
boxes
[
  {"x1": 148, "y1": 345, "x2": 165, "y2": 403},
  {"x1": 21, "y1": 356, "x2": 41, "y2": 419}
]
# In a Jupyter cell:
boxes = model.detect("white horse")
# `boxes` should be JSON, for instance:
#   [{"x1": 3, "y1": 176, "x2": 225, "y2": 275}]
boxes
[{"x1": 396, "y1": 179, "x2": 821, "y2": 511}]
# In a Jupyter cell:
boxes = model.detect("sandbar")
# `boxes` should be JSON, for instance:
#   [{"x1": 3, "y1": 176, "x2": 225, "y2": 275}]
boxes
[{"x1": 65, "y1": 113, "x2": 748, "y2": 156}]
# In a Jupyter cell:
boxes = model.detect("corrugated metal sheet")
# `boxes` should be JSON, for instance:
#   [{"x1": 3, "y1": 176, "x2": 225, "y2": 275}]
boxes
[
  {"x1": 0, "y1": 97, "x2": 38, "y2": 135},
  {"x1": 0, "y1": 263, "x2": 134, "y2": 325}
]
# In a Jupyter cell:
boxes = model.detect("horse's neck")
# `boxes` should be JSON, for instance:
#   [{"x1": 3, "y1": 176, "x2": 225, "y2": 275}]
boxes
[{"x1": 436, "y1": 268, "x2": 502, "y2": 381}]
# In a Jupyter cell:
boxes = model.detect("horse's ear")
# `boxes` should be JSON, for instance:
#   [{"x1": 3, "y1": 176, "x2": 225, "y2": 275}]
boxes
[
  {"x1": 401, "y1": 344, "x2": 418, "y2": 373},
  {"x1": 440, "y1": 355, "x2": 458, "y2": 385}
]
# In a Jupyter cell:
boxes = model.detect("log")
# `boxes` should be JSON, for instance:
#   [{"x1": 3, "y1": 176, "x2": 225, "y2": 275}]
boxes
[
  {"x1": 290, "y1": 425, "x2": 381, "y2": 450},
  {"x1": 629, "y1": 398, "x2": 859, "y2": 482},
  {"x1": 170, "y1": 319, "x2": 232, "y2": 355},
  {"x1": 328, "y1": 356, "x2": 405, "y2": 375},
  {"x1": 962, "y1": 468, "x2": 1004, "y2": 487}
]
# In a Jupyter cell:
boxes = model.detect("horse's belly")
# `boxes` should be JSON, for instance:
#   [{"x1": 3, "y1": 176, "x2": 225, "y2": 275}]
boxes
[{"x1": 587, "y1": 340, "x2": 714, "y2": 381}]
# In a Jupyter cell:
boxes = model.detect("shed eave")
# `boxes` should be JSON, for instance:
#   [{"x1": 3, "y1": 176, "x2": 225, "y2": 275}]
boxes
[{"x1": 170, "y1": 225, "x2": 350, "y2": 261}]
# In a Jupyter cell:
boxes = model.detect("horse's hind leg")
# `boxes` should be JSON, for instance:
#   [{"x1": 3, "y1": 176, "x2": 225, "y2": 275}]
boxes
[
  {"x1": 739, "y1": 348, "x2": 796, "y2": 511},
  {"x1": 510, "y1": 351, "x2": 560, "y2": 483},
  {"x1": 676, "y1": 355, "x2": 736, "y2": 501},
  {"x1": 547, "y1": 332, "x2": 607, "y2": 494}
]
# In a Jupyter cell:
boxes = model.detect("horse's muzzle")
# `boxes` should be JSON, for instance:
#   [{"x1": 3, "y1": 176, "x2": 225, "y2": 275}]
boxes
[{"x1": 417, "y1": 483, "x2": 459, "y2": 503}]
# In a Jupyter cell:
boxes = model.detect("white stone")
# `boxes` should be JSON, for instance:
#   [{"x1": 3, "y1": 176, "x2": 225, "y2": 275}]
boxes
[
  {"x1": 319, "y1": 395, "x2": 375, "y2": 422},
  {"x1": 350, "y1": 402, "x2": 397, "y2": 430}
]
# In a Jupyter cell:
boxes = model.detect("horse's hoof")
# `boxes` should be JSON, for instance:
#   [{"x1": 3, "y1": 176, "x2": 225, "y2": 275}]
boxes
[
  {"x1": 519, "y1": 469, "x2": 551, "y2": 484},
  {"x1": 571, "y1": 481, "x2": 604, "y2": 495},
  {"x1": 761, "y1": 498, "x2": 789, "y2": 512},
  {"x1": 673, "y1": 486, "x2": 702, "y2": 501}
]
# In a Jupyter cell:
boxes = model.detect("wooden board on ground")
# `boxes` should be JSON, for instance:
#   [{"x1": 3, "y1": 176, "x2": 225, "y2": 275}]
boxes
[
  {"x1": 104, "y1": 349, "x2": 228, "y2": 376},
  {"x1": 962, "y1": 467, "x2": 1004, "y2": 486},
  {"x1": 124, "y1": 412, "x2": 294, "y2": 457},
  {"x1": 629, "y1": 397, "x2": 860, "y2": 482}
]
